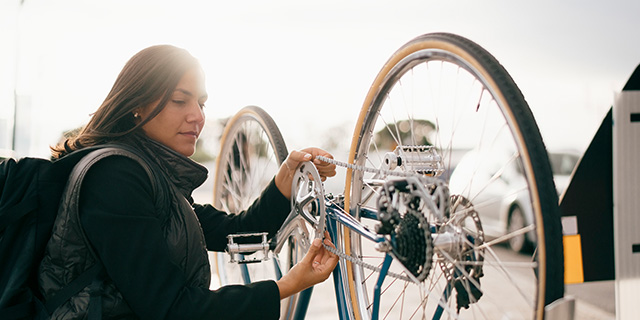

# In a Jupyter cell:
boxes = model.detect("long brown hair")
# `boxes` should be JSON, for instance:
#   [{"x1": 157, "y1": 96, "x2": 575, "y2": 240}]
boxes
[{"x1": 51, "y1": 45, "x2": 201, "y2": 159}]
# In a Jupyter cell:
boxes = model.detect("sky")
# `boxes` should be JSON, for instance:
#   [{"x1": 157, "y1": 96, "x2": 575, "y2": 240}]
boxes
[{"x1": 1, "y1": 0, "x2": 639, "y2": 159}]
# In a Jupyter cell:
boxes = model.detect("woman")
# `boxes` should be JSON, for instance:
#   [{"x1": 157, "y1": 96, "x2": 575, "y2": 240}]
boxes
[{"x1": 39, "y1": 45, "x2": 338, "y2": 319}]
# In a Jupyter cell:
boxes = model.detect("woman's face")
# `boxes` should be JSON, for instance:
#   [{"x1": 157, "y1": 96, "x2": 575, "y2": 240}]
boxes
[{"x1": 138, "y1": 68, "x2": 208, "y2": 157}]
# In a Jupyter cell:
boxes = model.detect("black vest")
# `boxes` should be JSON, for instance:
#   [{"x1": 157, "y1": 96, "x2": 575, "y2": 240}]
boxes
[{"x1": 38, "y1": 138, "x2": 210, "y2": 319}]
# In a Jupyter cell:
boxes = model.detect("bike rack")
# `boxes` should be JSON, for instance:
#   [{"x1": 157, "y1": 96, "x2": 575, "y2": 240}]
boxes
[
  {"x1": 612, "y1": 65, "x2": 640, "y2": 319},
  {"x1": 559, "y1": 64, "x2": 640, "y2": 320}
]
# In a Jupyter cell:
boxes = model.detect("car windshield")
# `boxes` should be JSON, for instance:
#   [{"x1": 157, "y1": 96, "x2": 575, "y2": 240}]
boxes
[{"x1": 549, "y1": 153, "x2": 579, "y2": 176}]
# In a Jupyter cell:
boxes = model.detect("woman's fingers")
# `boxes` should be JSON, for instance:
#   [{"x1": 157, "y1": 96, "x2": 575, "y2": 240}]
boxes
[
  {"x1": 285, "y1": 150, "x2": 312, "y2": 170},
  {"x1": 286, "y1": 148, "x2": 336, "y2": 181}
]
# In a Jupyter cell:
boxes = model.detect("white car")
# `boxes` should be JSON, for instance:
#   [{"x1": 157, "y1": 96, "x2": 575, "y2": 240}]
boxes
[{"x1": 449, "y1": 147, "x2": 579, "y2": 253}]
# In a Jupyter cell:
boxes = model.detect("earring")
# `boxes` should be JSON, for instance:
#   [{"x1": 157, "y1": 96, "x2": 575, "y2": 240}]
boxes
[{"x1": 133, "y1": 112, "x2": 140, "y2": 118}]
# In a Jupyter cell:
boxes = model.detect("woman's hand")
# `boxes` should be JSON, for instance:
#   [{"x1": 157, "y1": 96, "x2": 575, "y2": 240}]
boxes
[
  {"x1": 274, "y1": 147, "x2": 337, "y2": 199},
  {"x1": 276, "y1": 231, "x2": 339, "y2": 299}
]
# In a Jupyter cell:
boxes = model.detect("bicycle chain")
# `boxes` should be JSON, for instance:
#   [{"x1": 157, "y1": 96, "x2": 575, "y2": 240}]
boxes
[
  {"x1": 315, "y1": 155, "x2": 426, "y2": 178},
  {"x1": 314, "y1": 155, "x2": 421, "y2": 282},
  {"x1": 321, "y1": 241, "x2": 412, "y2": 282}
]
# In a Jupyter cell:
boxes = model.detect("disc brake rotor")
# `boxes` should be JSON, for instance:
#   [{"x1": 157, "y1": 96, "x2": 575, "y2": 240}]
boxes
[{"x1": 438, "y1": 194, "x2": 486, "y2": 311}]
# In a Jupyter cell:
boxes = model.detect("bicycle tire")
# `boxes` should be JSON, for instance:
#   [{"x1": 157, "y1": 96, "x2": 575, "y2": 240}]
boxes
[
  {"x1": 211, "y1": 105, "x2": 304, "y2": 319},
  {"x1": 340, "y1": 33, "x2": 563, "y2": 320}
]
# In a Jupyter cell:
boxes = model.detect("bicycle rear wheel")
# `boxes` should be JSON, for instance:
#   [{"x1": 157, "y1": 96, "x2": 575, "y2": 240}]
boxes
[
  {"x1": 212, "y1": 106, "x2": 304, "y2": 319},
  {"x1": 341, "y1": 33, "x2": 563, "y2": 320}
]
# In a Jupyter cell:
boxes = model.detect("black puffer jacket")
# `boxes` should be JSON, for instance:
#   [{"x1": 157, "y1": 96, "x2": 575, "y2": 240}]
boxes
[{"x1": 38, "y1": 137, "x2": 290, "y2": 319}]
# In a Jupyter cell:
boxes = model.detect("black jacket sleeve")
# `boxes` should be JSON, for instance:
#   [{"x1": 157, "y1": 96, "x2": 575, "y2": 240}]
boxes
[
  {"x1": 79, "y1": 156, "x2": 280, "y2": 319},
  {"x1": 193, "y1": 179, "x2": 291, "y2": 252}
]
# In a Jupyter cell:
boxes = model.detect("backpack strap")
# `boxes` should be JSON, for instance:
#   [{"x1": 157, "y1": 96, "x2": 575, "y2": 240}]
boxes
[
  {"x1": 43, "y1": 145, "x2": 157, "y2": 317},
  {"x1": 43, "y1": 264, "x2": 101, "y2": 313}
]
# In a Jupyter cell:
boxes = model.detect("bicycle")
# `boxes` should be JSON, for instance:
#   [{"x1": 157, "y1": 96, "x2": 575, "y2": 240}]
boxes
[{"x1": 211, "y1": 32, "x2": 564, "y2": 320}]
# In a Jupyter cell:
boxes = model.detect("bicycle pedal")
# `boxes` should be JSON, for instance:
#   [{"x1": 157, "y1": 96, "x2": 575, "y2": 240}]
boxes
[{"x1": 226, "y1": 232, "x2": 271, "y2": 264}]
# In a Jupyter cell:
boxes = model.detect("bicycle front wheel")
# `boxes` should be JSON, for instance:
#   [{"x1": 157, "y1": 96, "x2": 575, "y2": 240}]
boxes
[
  {"x1": 341, "y1": 33, "x2": 563, "y2": 320},
  {"x1": 212, "y1": 106, "x2": 305, "y2": 319}
]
